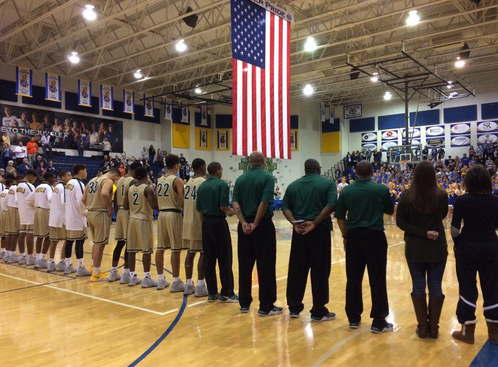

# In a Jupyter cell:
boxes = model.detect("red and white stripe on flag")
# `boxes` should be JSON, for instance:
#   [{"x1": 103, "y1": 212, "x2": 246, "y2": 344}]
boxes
[{"x1": 232, "y1": 11, "x2": 291, "y2": 159}]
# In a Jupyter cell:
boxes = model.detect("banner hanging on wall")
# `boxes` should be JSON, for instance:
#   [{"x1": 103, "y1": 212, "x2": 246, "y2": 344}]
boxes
[
  {"x1": 78, "y1": 79, "x2": 92, "y2": 107},
  {"x1": 425, "y1": 125, "x2": 445, "y2": 147},
  {"x1": 344, "y1": 104, "x2": 362, "y2": 119},
  {"x1": 100, "y1": 84, "x2": 114, "y2": 111},
  {"x1": 144, "y1": 94, "x2": 154, "y2": 117},
  {"x1": 45, "y1": 73, "x2": 61, "y2": 102},
  {"x1": 201, "y1": 106, "x2": 208, "y2": 126},
  {"x1": 320, "y1": 103, "x2": 325, "y2": 122},
  {"x1": 0, "y1": 102, "x2": 123, "y2": 153},
  {"x1": 123, "y1": 89, "x2": 134, "y2": 114},
  {"x1": 164, "y1": 100, "x2": 172, "y2": 120},
  {"x1": 15, "y1": 66, "x2": 33, "y2": 97},
  {"x1": 181, "y1": 104, "x2": 189, "y2": 124},
  {"x1": 450, "y1": 123, "x2": 471, "y2": 147},
  {"x1": 329, "y1": 106, "x2": 335, "y2": 124}
]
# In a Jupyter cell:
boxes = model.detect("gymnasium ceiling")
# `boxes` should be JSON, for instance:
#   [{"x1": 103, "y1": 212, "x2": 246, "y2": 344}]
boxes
[{"x1": 0, "y1": 0, "x2": 497, "y2": 106}]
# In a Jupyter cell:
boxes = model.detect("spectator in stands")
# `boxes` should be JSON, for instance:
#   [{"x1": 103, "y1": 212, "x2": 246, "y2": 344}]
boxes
[
  {"x1": 96, "y1": 171, "x2": 103, "y2": 177},
  {"x1": 143, "y1": 159, "x2": 150, "y2": 171},
  {"x1": 2, "y1": 144, "x2": 13, "y2": 168},
  {"x1": 14, "y1": 142, "x2": 27, "y2": 166},
  {"x1": 107, "y1": 124, "x2": 119, "y2": 150},
  {"x1": 18, "y1": 158, "x2": 31, "y2": 177},
  {"x1": 149, "y1": 145, "x2": 156, "y2": 164},
  {"x1": 102, "y1": 138, "x2": 111, "y2": 157},
  {"x1": 36, "y1": 161, "x2": 46, "y2": 182},
  {"x1": 141, "y1": 147, "x2": 149, "y2": 161},
  {"x1": 77, "y1": 137, "x2": 85, "y2": 158},
  {"x1": 101, "y1": 156, "x2": 111, "y2": 172},
  {"x1": 32, "y1": 155, "x2": 47, "y2": 170},
  {"x1": 2, "y1": 132, "x2": 10, "y2": 148},
  {"x1": 180, "y1": 153, "x2": 187, "y2": 167},
  {"x1": 112, "y1": 154, "x2": 121, "y2": 167},
  {"x1": 118, "y1": 164, "x2": 125, "y2": 177},
  {"x1": 157, "y1": 168, "x2": 165, "y2": 178},
  {"x1": 6, "y1": 160, "x2": 16, "y2": 176},
  {"x1": 0, "y1": 168, "x2": 4, "y2": 178},
  {"x1": 46, "y1": 160, "x2": 58, "y2": 176},
  {"x1": 40, "y1": 133, "x2": 52, "y2": 159}
]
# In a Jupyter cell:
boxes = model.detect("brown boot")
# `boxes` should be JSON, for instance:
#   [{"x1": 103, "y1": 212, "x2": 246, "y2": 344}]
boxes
[
  {"x1": 486, "y1": 319, "x2": 498, "y2": 344},
  {"x1": 452, "y1": 319, "x2": 477, "y2": 344},
  {"x1": 428, "y1": 295, "x2": 444, "y2": 339},
  {"x1": 411, "y1": 294, "x2": 428, "y2": 338}
]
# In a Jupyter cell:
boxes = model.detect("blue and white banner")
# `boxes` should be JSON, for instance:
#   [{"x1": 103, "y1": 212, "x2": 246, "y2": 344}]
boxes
[
  {"x1": 78, "y1": 79, "x2": 92, "y2": 107},
  {"x1": 381, "y1": 129, "x2": 399, "y2": 140},
  {"x1": 477, "y1": 133, "x2": 498, "y2": 145},
  {"x1": 450, "y1": 123, "x2": 471, "y2": 147},
  {"x1": 144, "y1": 94, "x2": 154, "y2": 117},
  {"x1": 329, "y1": 105, "x2": 335, "y2": 124},
  {"x1": 164, "y1": 100, "x2": 172, "y2": 120},
  {"x1": 401, "y1": 128, "x2": 421, "y2": 139},
  {"x1": 16, "y1": 66, "x2": 33, "y2": 97},
  {"x1": 45, "y1": 73, "x2": 61, "y2": 102},
  {"x1": 450, "y1": 135, "x2": 471, "y2": 147},
  {"x1": 123, "y1": 89, "x2": 134, "y2": 114},
  {"x1": 201, "y1": 106, "x2": 208, "y2": 126},
  {"x1": 425, "y1": 125, "x2": 445, "y2": 137},
  {"x1": 181, "y1": 103, "x2": 189, "y2": 124},
  {"x1": 362, "y1": 132, "x2": 377, "y2": 142},
  {"x1": 450, "y1": 123, "x2": 471, "y2": 135},
  {"x1": 362, "y1": 142, "x2": 377, "y2": 151},
  {"x1": 344, "y1": 104, "x2": 362, "y2": 119},
  {"x1": 100, "y1": 84, "x2": 113, "y2": 111},
  {"x1": 476, "y1": 120, "x2": 498, "y2": 132},
  {"x1": 320, "y1": 103, "x2": 325, "y2": 122}
]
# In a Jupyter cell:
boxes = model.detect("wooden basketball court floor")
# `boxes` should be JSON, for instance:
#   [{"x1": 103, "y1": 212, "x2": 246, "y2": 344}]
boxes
[{"x1": 0, "y1": 213, "x2": 496, "y2": 367}]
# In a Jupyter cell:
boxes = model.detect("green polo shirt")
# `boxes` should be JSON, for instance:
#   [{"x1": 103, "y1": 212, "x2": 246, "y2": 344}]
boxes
[
  {"x1": 232, "y1": 166, "x2": 274, "y2": 218},
  {"x1": 282, "y1": 173, "x2": 337, "y2": 231},
  {"x1": 196, "y1": 176, "x2": 230, "y2": 217},
  {"x1": 335, "y1": 178, "x2": 394, "y2": 231}
]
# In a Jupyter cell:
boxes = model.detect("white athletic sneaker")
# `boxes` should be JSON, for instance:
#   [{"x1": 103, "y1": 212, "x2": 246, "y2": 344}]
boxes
[
  {"x1": 55, "y1": 260, "x2": 66, "y2": 272},
  {"x1": 142, "y1": 276, "x2": 158, "y2": 288},
  {"x1": 128, "y1": 274, "x2": 142, "y2": 287},
  {"x1": 157, "y1": 277, "x2": 171, "y2": 290},
  {"x1": 108, "y1": 271, "x2": 121, "y2": 282},
  {"x1": 120, "y1": 272, "x2": 131, "y2": 284},
  {"x1": 194, "y1": 284, "x2": 209, "y2": 297},
  {"x1": 18, "y1": 255, "x2": 27, "y2": 265},
  {"x1": 170, "y1": 279, "x2": 185, "y2": 293},
  {"x1": 47, "y1": 262, "x2": 56, "y2": 272},
  {"x1": 8, "y1": 254, "x2": 20, "y2": 264},
  {"x1": 3, "y1": 253, "x2": 10, "y2": 263},
  {"x1": 0, "y1": 251, "x2": 5, "y2": 260},
  {"x1": 64, "y1": 264, "x2": 76, "y2": 274},
  {"x1": 75, "y1": 266, "x2": 92, "y2": 276},
  {"x1": 184, "y1": 284, "x2": 195, "y2": 295},
  {"x1": 26, "y1": 255, "x2": 36, "y2": 266},
  {"x1": 36, "y1": 259, "x2": 48, "y2": 269}
]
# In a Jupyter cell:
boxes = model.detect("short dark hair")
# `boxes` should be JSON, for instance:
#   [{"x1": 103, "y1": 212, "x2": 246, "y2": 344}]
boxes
[
  {"x1": 207, "y1": 162, "x2": 222, "y2": 175},
  {"x1": 304, "y1": 159, "x2": 320, "y2": 174},
  {"x1": 59, "y1": 170, "x2": 70, "y2": 178},
  {"x1": 5, "y1": 177, "x2": 15, "y2": 187},
  {"x1": 166, "y1": 154, "x2": 180, "y2": 169},
  {"x1": 192, "y1": 158, "x2": 206, "y2": 171},
  {"x1": 26, "y1": 169, "x2": 38, "y2": 177},
  {"x1": 43, "y1": 172, "x2": 55, "y2": 181},
  {"x1": 73, "y1": 164, "x2": 87, "y2": 175},
  {"x1": 129, "y1": 161, "x2": 142, "y2": 171},
  {"x1": 464, "y1": 165, "x2": 492, "y2": 194},
  {"x1": 356, "y1": 161, "x2": 373, "y2": 178},
  {"x1": 135, "y1": 166, "x2": 147, "y2": 180},
  {"x1": 105, "y1": 167, "x2": 120, "y2": 176}
]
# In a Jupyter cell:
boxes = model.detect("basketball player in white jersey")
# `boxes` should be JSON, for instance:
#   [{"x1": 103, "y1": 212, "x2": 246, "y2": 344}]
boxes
[
  {"x1": 65, "y1": 164, "x2": 90, "y2": 275},
  {"x1": 5, "y1": 176, "x2": 21, "y2": 263},
  {"x1": 83, "y1": 167, "x2": 120, "y2": 282},
  {"x1": 111, "y1": 161, "x2": 141, "y2": 283},
  {"x1": 156, "y1": 154, "x2": 185, "y2": 291},
  {"x1": 182, "y1": 158, "x2": 208, "y2": 296},
  {"x1": 48, "y1": 170, "x2": 71, "y2": 272},
  {"x1": 27, "y1": 172, "x2": 56, "y2": 270},
  {"x1": 17, "y1": 169, "x2": 36, "y2": 266},
  {"x1": 125, "y1": 166, "x2": 160, "y2": 287},
  {"x1": 0, "y1": 176, "x2": 14, "y2": 260}
]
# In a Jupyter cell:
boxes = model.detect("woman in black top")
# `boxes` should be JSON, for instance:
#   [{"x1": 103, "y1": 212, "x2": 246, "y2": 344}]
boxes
[
  {"x1": 451, "y1": 165, "x2": 498, "y2": 345},
  {"x1": 397, "y1": 161, "x2": 448, "y2": 339},
  {"x1": 148, "y1": 145, "x2": 156, "y2": 165}
]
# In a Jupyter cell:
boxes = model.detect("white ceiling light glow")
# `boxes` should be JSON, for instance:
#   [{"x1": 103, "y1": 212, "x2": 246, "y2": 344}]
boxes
[
  {"x1": 195, "y1": 87, "x2": 202, "y2": 94},
  {"x1": 68, "y1": 51, "x2": 80, "y2": 64},
  {"x1": 455, "y1": 56, "x2": 465, "y2": 68},
  {"x1": 134, "y1": 69, "x2": 143, "y2": 79},
  {"x1": 384, "y1": 91, "x2": 392, "y2": 100},
  {"x1": 447, "y1": 81, "x2": 454, "y2": 89},
  {"x1": 82, "y1": 5, "x2": 97, "y2": 21},
  {"x1": 304, "y1": 37, "x2": 317, "y2": 52},
  {"x1": 406, "y1": 10, "x2": 420, "y2": 26},
  {"x1": 176, "y1": 39, "x2": 187, "y2": 52},
  {"x1": 303, "y1": 84, "x2": 314, "y2": 96},
  {"x1": 371, "y1": 72, "x2": 379, "y2": 82}
]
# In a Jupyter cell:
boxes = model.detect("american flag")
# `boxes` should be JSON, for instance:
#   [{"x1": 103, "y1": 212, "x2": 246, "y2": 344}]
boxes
[{"x1": 231, "y1": 0, "x2": 291, "y2": 159}]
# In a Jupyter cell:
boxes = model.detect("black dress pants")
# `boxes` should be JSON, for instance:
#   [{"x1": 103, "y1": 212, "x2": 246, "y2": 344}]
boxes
[
  {"x1": 238, "y1": 217, "x2": 277, "y2": 312},
  {"x1": 345, "y1": 228, "x2": 389, "y2": 326},
  {"x1": 455, "y1": 240, "x2": 498, "y2": 323},
  {"x1": 287, "y1": 225, "x2": 331, "y2": 318},
  {"x1": 202, "y1": 216, "x2": 235, "y2": 297}
]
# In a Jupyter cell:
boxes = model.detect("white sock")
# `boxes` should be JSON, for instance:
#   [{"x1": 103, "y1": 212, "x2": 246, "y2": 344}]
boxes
[
  {"x1": 49, "y1": 258, "x2": 54, "y2": 263},
  {"x1": 65, "y1": 258, "x2": 71, "y2": 266},
  {"x1": 20, "y1": 252, "x2": 25, "y2": 257},
  {"x1": 77, "y1": 258, "x2": 84, "y2": 268},
  {"x1": 93, "y1": 267, "x2": 100, "y2": 275},
  {"x1": 111, "y1": 267, "x2": 118, "y2": 272},
  {"x1": 144, "y1": 272, "x2": 150, "y2": 278},
  {"x1": 197, "y1": 279, "x2": 205, "y2": 286},
  {"x1": 36, "y1": 254, "x2": 40, "y2": 260},
  {"x1": 187, "y1": 279, "x2": 194, "y2": 286},
  {"x1": 158, "y1": 274, "x2": 165, "y2": 279},
  {"x1": 123, "y1": 268, "x2": 130, "y2": 274},
  {"x1": 91, "y1": 259, "x2": 94, "y2": 266},
  {"x1": 172, "y1": 277, "x2": 180, "y2": 282}
]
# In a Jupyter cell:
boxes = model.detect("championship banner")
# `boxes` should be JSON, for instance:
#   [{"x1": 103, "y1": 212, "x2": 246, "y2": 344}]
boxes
[
  {"x1": 123, "y1": 89, "x2": 134, "y2": 114},
  {"x1": 344, "y1": 104, "x2": 362, "y2": 119},
  {"x1": 181, "y1": 104, "x2": 189, "y2": 124},
  {"x1": 144, "y1": 94, "x2": 154, "y2": 117},
  {"x1": 101, "y1": 84, "x2": 114, "y2": 111},
  {"x1": 78, "y1": 79, "x2": 92, "y2": 107},
  {"x1": 164, "y1": 100, "x2": 172, "y2": 120},
  {"x1": 320, "y1": 103, "x2": 325, "y2": 122},
  {"x1": 425, "y1": 125, "x2": 445, "y2": 147},
  {"x1": 16, "y1": 66, "x2": 33, "y2": 97},
  {"x1": 45, "y1": 73, "x2": 61, "y2": 102},
  {"x1": 450, "y1": 123, "x2": 471, "y2": 147},
  {"x1": 201, "y1": 106, "x2": 208, "y2": 126},
  {"x1": 329, "y1": 105, "x2": 335, "y2": 124}
]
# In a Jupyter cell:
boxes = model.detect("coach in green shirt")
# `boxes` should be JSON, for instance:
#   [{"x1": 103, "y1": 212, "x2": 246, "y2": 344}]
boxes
[
  {"x1": 282, "y1": 159, "x2": 337, "y2": 321},
  {"x1": 232, "y1": 152, "x2": 281, "y2": 316},
  {"x1": 196, "y1": 162, "x2": 237, "y2": 303},
  {"x1": 335, "y1": 160, "x2": 394, "y2": 333}
]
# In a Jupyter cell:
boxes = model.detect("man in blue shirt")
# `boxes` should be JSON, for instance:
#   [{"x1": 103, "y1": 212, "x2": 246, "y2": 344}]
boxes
[
  {"x1": 17, "y1": 158, "x2": 31, "y2": 177},
  {"x1": 461, "y1": 153, "x2": 469, "y2": 166}
]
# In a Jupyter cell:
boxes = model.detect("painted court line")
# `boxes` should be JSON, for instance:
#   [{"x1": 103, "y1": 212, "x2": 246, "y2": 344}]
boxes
[{"x1": 0, "y1": 278, "x2": 73, "y2": 294}]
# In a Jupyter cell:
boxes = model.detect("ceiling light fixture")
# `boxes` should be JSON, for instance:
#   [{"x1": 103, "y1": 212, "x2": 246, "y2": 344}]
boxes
[
  {"x1": 195, "y1": 87, "x2": 202, "y2": 94},
  {"x1": 82, "y1": 5, "x2": 97, "y2": 21},
  {"x1": 68, "y1": 51, "x2": 80, "y2": 64},
  {"x1": 304, "y1": 37, "x2": 317, "y2": 52},
  {"x1": 176, "y1": 39, "x2": 187, "y2": 52},
  {"x1": 384, "y1": 91, "x2": 392, "y2": 100},
  {"x1": 406, "y1": 10, "x2": 420, "y2": 26},
  {"x1": 134, "y1": 69, "x2": 143, "y2": 79},
  {"x1": 303, "y1": 84, "x2": 314, "y2": 96},
  {"x1": 447, "y1": 81, "x2": 454, "y2": 89},
  {"x1": 371, "y1": 72, "x2": 379, "y2": 82},
  {"x1": 455, "y1": 56, "x2": 466, "y2": 68}
]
